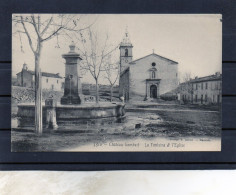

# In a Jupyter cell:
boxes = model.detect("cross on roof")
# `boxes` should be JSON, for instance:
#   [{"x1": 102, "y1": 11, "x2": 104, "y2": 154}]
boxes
[{"x1": 125, "y1": 26, "x2": 128, "y2": 37}]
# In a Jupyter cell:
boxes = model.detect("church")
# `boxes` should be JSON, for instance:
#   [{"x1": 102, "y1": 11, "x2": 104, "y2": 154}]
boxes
[{"x1": 119, "y1": 30, "x2": 179, "y2": 101}]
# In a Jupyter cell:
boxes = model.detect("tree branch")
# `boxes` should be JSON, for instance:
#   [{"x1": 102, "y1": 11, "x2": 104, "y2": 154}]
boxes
[
  {"x1": 31, "y1": 15, "x2": 41, "y2": 39},
  {"x1": 41, "y1": 26, "x2": 63, "y2": 42},
  {"x1": 20, "y1": 16, "x2": 36, "y2": 54},
  {"x1": 40, "y1": 16, "x2": 53, "y2": 36}
]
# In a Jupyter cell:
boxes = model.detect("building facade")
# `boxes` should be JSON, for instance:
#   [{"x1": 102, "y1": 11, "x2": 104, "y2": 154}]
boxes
[
  {"x1": 119, "y1": 30, "x2": 178, "y2": 101},
  {"x1": 16, "y1": 63, "x2": 64, "y2": 91},
  {"x1": 179, "y1": 73, "x2": 222, "y2": 105}
]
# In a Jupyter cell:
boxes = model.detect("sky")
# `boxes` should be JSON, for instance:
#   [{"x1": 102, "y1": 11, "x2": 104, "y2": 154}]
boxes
[{"x1": 12, "y1": 14, "x2": 222, "y2": 84}]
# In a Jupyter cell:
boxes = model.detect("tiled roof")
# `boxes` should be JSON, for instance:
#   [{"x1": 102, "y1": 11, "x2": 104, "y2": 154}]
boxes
[
  {"x1": 190, "y1": 74, "x2": 221, "y2": 83},
  {"x1": 17, "y1": 70, "x2": 63, "y2": 78},
  {"x1": 181, "y1": 74, "x2": 221, "y2": 85}
]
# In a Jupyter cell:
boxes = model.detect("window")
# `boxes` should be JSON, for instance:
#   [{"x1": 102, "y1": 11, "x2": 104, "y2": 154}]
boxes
[
  {"x1": 125, "y1": 49, "x2": 128, "y2": 57},
  {"x1": 152, "y1": 62, "x2": 156, "y2": 67},
  {"x1": 205, "y1": 94, "x2": 207, "y2": 102},
  {"x1": 46, "y1": 78, "x2": 48, "y2": 83},
  {"x1": 57, "y1": 80, "x2": 58, "y2": 84},
  {"x1": 201, "y1": 83, "x2": 203, "y2": 90},
  {"x1": 195, "y1": 95, "x2": 198, "y2": 102},
  {"x1": 195, "y1": 84, "x2": 198, "y2": 90},
  {"x1": 151, "y1": 71, "x2": 155, "y2": 79},
  {"x1": 205, "y1": 82, "x2": 208, "y2": 89}
]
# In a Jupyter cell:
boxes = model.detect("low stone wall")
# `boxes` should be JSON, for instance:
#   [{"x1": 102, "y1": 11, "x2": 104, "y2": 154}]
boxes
[{"x1": 12, "y1": 86, "x2": 64, "y2": 104}]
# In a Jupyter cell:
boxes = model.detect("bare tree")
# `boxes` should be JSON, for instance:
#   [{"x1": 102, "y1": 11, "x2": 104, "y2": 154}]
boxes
[
  {"x1": 12, "y1": 14, "x2": 96, "y2": 134},
  {"x1": 77, "y1": 28, "x2": 119, "y2": 103},
  {"x1": 179, "y1": 72, "x2": 194, "y2": 103},
  {"x1": 104, "y1": 56, "x2": 120, "y2": 102}
]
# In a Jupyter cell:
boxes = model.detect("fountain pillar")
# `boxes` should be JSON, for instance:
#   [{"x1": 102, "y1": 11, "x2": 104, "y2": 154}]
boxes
[{"x1": 61, "y1": 41, "x2": 82, "y2": 105}]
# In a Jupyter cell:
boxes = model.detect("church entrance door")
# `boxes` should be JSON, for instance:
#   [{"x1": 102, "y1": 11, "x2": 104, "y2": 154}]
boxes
[{"x1": 150, "y1": 85, "x2": 157, "y2": 98}]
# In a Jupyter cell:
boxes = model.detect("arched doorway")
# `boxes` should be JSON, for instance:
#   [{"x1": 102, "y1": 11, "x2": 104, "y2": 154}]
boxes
[{"x1": 150, "y1": 85, "x2": 157, "y2": 98}]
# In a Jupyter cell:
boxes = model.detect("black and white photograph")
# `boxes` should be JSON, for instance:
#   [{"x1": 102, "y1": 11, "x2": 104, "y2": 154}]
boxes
[{"x1": 11, "y1": 14, "x2": 222, "y2": 152}]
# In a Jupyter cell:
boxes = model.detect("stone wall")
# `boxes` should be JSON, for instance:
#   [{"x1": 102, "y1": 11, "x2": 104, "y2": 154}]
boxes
[
  {"x1": 12, "y1": 85, "x2": 120, "y2": 104},
  {"x1": 12, "y1": 86, "x2": 63, "y2": 104}
]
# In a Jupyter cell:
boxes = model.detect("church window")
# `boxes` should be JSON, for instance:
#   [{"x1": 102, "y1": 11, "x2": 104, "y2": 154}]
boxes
[
  {"x1": 152, "y1": 62, "x2": 156, "y2": 67},
  {"x1": 125, "y1": 49, "x2": 128, "y2": 57},
  {"x1": 152, "y1": 71, "x2": 155, "y2": 79}
]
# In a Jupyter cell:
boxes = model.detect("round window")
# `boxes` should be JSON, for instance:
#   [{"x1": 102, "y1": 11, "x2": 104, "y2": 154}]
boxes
[{"x1": 152, "y1": 62, "x2": 156, "y2": 67}]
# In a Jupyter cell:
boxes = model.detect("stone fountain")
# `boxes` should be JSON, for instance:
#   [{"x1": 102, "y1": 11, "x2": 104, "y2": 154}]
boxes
[
  {"x1": 60, "y1": 41, "x2": 82, "y2": 105},
  {"x1": 17, "y1": 42, "x2": 125, "y2": 131}
]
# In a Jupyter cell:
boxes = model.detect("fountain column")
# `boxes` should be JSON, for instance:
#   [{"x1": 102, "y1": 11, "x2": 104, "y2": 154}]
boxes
[{"x1": 61, "y1": 41, "x2": 82, "y2": 105}]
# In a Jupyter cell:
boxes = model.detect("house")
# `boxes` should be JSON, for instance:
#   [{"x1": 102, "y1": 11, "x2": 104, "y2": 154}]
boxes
[
  {"x1": 16, "y1": 63, "x2": 64, "y2": 91},
  {"x1": 179, "y1": 72, "x2": 222, "y2": 105}
]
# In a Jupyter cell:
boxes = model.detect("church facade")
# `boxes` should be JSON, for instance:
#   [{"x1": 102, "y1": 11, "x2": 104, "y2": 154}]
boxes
[{"x1": 119, "y1": 31, "x2": 179, "y2": 101}]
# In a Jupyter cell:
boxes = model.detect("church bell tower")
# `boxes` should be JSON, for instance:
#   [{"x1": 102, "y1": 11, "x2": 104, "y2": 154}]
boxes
[{"x1": 119, "y1": 28, "x2": 133, "y2": 73}]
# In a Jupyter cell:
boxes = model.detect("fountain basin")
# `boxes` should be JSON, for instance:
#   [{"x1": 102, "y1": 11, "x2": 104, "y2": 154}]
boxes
[{"x1": 17, "y1": 102, "x2": 125, "y2": 127}]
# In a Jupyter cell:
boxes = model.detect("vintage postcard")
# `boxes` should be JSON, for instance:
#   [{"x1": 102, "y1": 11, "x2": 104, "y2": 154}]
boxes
[{"x1": 11, "y1": 14, "x2": 222, "y2": 152}]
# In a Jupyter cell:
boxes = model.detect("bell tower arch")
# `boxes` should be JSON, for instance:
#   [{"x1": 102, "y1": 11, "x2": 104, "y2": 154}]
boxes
[{"x1": 119, "y1": 28, "x2": 133, "y2": 73}]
